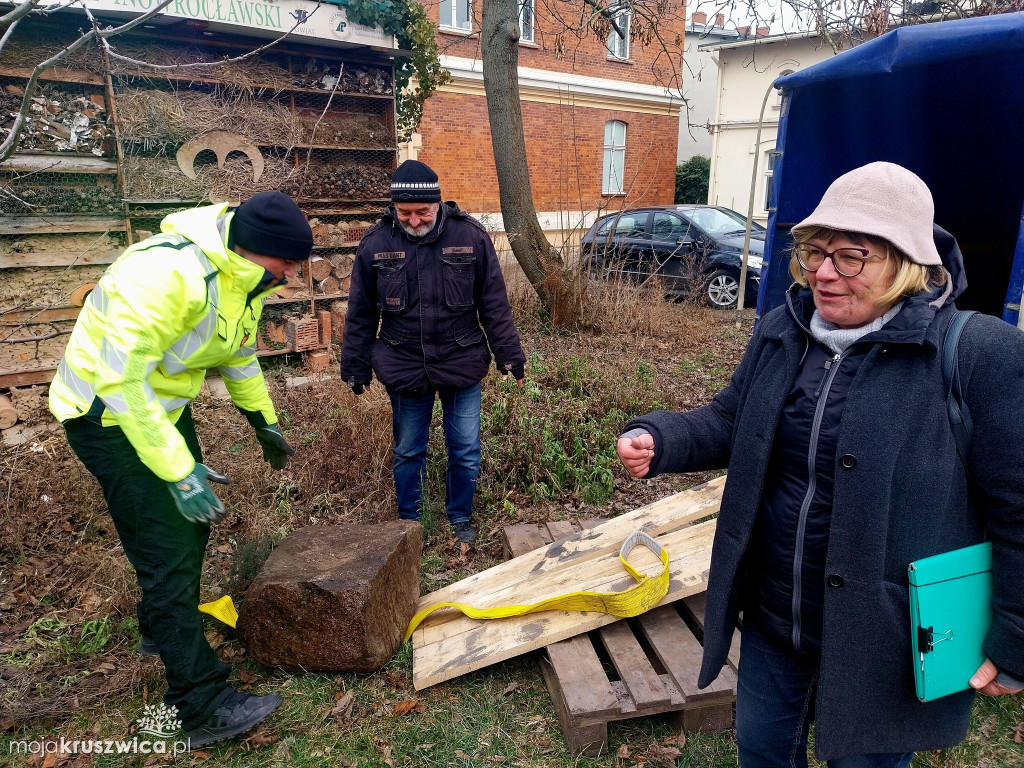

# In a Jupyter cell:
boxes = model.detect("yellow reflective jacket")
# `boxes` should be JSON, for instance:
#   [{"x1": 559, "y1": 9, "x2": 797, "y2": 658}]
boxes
[{"x1": 50, "y1": 203, "x2": 280, "y2": 482}]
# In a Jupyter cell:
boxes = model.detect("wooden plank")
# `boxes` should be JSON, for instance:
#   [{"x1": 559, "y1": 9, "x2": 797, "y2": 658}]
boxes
[
  {"x1": 681, "y1": 593, "x2": 741, "y2": 673},
  {"x1": 501, "y1": 523, "x2": 550, "y2": 562},
  {"x1": 578, "y1": 518, "x2": 602, "y2": 530},
  {"x1": 0, "y1": 307, "x2": 80, "y2": 324},
  {"x1": 680, "y1": 703, "x2": 735, "y2": 734},
  {"x1": 545, "y1": 635, "x2": 619, "y2": 720},
  {"x1": 637, "y1": 605, "x2": 734, "y2": 703},
  {"x1": 598, "y1": 622, "x2": 671, "y2": 709},
  {"x1": 0, "y1": 154, "x2": 118, "y2": 174},
  {"x1": 412, "y1": 516, "x2": 719, "y2": 689},
  {"x1": 0, "y1": 216, "x2": 126, "y2": 235},
  {"x1": 416, "y1": 476, "x2": 724, "y2": 614},
  {"x1": 0, "y1": 65, "x2": 105, "y2": 85},
  {"x1": 544, "y1": 520, "x2": 578, "y2": 543},
  {"x1": 0, "y1": 368, "x2": 57, "y2": 387},
  {"x1": 607, "y1": 674, "x2": 685, "y2": 719},
  {"x1": 1, "y1": 251, "x2": 118, "y2": 268},
  {"x1": 540, "y1": 655, "x2": 608, "y2": 757}
]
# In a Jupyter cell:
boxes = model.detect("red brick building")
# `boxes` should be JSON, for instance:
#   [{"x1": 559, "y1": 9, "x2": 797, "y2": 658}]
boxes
[{"x1": 406, "y1": 0, "x2": 685, "y2": 240}]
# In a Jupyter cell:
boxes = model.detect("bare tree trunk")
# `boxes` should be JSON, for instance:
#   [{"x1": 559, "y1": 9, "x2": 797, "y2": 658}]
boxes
[{"x1": 480, "y1": 0, "x2": 564, "y2": 309}]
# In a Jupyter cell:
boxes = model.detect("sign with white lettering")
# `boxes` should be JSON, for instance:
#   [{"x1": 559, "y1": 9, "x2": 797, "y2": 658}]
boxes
[{"x1": 57, "y1": 0, "x2": 396, "y2": 50}]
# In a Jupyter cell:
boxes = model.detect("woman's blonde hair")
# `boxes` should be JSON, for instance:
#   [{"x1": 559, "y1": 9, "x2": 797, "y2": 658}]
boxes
[{"x1": 789, "y1": 227, "x2": 946, "y2": 306}]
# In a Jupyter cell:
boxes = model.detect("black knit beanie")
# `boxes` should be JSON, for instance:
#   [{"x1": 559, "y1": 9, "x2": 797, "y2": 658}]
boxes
[
  {"x1": 391, "y1": 160, "x2": 441, "y2": 203},
  {"x1": 230, "y1": 191, "x2": 313, "y2": 261}
]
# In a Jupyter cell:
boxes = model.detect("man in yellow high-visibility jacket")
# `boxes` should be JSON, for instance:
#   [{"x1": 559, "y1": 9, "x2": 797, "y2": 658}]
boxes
[{"x1": 50, "y1": 191, "x2": 313, "y2": 747}]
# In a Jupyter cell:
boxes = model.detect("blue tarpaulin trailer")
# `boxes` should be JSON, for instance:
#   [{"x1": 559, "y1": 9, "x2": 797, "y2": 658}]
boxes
[{"x1": 757, "y1": 12, "x2": 1024, "y2": 326}]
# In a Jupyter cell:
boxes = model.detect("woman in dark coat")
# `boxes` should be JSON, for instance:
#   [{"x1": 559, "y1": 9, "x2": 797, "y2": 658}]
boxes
[{"x1": 617, "y1": 162, "x2": 1024, "y2": 767}]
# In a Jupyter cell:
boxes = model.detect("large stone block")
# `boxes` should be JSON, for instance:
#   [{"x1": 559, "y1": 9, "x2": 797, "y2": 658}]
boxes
[{"x1": 237, "y1": 521, "x2": 422, "y2": 672}]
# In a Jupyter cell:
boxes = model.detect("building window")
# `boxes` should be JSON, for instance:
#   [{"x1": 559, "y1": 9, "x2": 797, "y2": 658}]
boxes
[
  {"x1": 440, "y1": 0, "x2": 471, "y2": 31},
  {"x1": 519, "y1": 0, "x2": 534, "y2": 43},
  {"x1": 607, "y1": 8, "x2": 630, "y2": 59},
  {"x1": 763, "y1": 149, "x2": 777, "y2": 212},
  {"x1": 603, "y1": 120, "x2": 627, "y2": 195}
]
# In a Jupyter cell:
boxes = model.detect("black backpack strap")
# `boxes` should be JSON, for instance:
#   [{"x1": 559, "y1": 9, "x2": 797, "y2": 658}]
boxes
[{"x1": 941, "y1": 309, "x2": 977, "y2": 471}]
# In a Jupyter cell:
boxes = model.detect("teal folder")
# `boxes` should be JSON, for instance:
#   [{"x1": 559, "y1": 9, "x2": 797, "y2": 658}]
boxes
[{"x1": 908, "y1": 542, "x2": 993, "y2": 702}]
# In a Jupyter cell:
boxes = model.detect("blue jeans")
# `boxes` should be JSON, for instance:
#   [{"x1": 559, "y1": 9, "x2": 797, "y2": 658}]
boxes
[
  {"x1": 736, "y1": 623, "x2": 915, "y2": 768},
  {"x1": 388, "y1": 383, "x2": 481, "y2": 524}
]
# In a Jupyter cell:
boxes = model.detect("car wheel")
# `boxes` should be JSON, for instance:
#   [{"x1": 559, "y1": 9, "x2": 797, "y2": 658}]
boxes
[{"x1": 705, "y1": 268, "x2": 740, "y2": 309}]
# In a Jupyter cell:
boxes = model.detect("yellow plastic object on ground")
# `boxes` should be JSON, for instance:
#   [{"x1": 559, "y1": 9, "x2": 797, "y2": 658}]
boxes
[
  {"x1": 403, "y1": 531, "x2": 669, "y2": 643},
  {"x1": 199, "y1": 595, "x2": 239, "y2": 628}
]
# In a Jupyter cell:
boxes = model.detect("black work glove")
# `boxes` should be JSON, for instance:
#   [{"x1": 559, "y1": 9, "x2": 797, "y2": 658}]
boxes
[
  {"x1": 253, "y1": 424, "x2": 295, "y2": 470},
  {"x1": 167, "y1": 464, "x2": 231, "y2": 525},
  {"x1": 347, "y1": 377, "x2": 366, "y2": 396},
  {"x1": 501, "y1": 362, "x2": 525, "y2": 382}
]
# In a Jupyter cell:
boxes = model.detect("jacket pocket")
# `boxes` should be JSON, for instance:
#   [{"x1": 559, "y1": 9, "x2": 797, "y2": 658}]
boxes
[
  {"x1": 441, "y1": 257, "x2": 475, "y2": 309},
  {"x1": 379, "y1": 326, "x2": 407, "y2": 346},
  {"x1": 374, "y1": 261, "x2": 407, "y2": 313},
  {"x1": 453, "y1": 326, "x2": 485, "y2": 347}
]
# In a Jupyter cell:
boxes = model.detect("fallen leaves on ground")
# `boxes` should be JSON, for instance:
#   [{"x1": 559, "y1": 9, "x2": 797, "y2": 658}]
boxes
[
  {"x1": 501, "y1": 681, "x2": 525, "y2": 696},
  {"x1": 648, "y1": 744, "x2": 683, "y2": 766},
  {"x1": 327, "y1": 690, "x2": 355, "y2": 722},
  {"x1": 243, "y1": 730, "x2": 279, "y2": 748},
  {"x1": 1013, "y1": 721, "x2": 1023, "y2": 743},
  {"x1": 616, "y1": 743, "x2": 631, "y2": 763},
  {"x1": 392, "y1": 699, "x2": 426, "y2": 715}
]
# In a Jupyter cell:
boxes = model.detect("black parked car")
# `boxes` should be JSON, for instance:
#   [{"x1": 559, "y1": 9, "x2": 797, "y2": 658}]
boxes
[{"x1": 580, "y1": 205, "x2": 766, "y2": 308}]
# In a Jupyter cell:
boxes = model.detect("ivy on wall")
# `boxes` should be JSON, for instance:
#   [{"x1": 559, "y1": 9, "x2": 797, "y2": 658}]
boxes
[{"x1": 344, "y1": 0, "x2": 452, "y2": 140}]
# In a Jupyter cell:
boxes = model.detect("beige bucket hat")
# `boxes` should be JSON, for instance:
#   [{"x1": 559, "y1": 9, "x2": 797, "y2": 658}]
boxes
[{"x1": 791, "y1": 161, "x2": 942, "y2": 266}]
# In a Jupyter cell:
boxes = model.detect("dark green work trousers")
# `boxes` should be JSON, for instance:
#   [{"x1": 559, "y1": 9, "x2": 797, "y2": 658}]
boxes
[{"x1": 64, "y1": 406, "x2": 231, "y2": 729}]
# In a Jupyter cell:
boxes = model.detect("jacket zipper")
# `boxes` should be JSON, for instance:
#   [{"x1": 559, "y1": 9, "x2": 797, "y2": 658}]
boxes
[{"x1": 791, "y1": 350, "x2": 843, "y2": 651}]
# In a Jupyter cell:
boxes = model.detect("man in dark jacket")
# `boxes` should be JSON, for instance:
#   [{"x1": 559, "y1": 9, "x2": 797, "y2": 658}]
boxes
[{"x1": 341, "y1": 160, "x2": 526, "y2": 543}]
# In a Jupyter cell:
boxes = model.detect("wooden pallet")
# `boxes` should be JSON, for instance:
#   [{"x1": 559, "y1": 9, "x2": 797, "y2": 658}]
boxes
[{"x1": 502, "y1": 520, "x2": 739, "y2": 757}]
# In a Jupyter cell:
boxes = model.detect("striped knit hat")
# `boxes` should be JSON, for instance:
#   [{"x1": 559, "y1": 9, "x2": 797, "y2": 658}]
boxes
[{"x1": 391, "y1": 160, "x2": 441, "y2": 203}]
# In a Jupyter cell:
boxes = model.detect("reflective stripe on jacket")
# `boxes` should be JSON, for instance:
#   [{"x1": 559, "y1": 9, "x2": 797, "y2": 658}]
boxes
[{"x1": 49, "y1": 203, "x2": 278, "y2": 482}]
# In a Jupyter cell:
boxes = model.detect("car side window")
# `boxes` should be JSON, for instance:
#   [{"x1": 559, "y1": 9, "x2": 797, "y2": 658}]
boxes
[
  {"x1": 613, "y1": 213, "x2": 650, "y2": 239},
  {"x1": 651, "y1": 212, "x2": 690, "y2": 242}
]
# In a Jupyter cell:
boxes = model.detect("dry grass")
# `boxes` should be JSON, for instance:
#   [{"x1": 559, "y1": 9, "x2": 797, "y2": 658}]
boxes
[{"x1": 122, "y1": 154, "x2": 301, "y2": 202}]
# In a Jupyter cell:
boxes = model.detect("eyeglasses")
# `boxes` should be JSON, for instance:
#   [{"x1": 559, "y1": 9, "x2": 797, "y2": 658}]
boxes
[{"x1": 794, "y1": 244, "x2": 883, "y2": 277}]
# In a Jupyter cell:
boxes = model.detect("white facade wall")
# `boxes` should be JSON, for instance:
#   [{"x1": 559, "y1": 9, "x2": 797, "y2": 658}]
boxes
[
  {"x1": 706, "y1": 35, "x2": 835, "y2": 223},
  {"x1": 677, "y1": 23, "x2": 739, "y2": 163}
]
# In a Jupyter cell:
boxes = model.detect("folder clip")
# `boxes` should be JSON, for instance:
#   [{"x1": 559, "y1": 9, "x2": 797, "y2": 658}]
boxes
[{"x1": 917, "y1": 625, "x2": 954, "y2": 654}]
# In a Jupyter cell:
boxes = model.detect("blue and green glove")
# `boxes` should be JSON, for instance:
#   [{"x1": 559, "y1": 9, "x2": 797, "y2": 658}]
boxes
[
  {"x1": 253, "y1": 423, "x2": 294, "y2": 470},
  {"x1": 239, "y1": 408, "x2": 295, "y2": 470},
  {"x1": 168, "y1": 464, "x2": 231, "y2": 525}
]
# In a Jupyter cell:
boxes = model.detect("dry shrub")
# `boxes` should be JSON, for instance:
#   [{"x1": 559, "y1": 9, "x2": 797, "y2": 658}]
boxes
[{"x1": 502, "y1": 251, "x2": 693, "y2": 337}]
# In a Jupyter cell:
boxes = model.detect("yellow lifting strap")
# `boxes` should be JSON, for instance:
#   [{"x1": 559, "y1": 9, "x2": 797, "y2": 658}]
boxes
[
  {"x1": 199, "y1": 594, "x2": 239, "y2": 628},
  {"x1": 403, "y1": 530, "x2": 669, "y2": 643}
]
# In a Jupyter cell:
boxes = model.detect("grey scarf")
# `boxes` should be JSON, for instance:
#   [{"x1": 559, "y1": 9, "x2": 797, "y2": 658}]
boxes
[{"x1": 810, "y1": 301, "x2": 904, "y2": 355}]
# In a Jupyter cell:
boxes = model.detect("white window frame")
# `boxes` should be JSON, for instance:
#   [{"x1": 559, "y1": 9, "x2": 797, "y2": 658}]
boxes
[
  {"x1": 763, "y1": 149, "x2": 777, "y2": 213},
  {"x1": 603, "y1": 120, "x2": 627, "y2": 195},
  {"x1": 518, "y1": 0, "x2": 535, "y2": 43},
  {"x1": 439, "y1": 0, "x2": 472, "y2": 31},
  {"x1": 607, "y1": 8, "x2": 631, "y2": 60}
]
